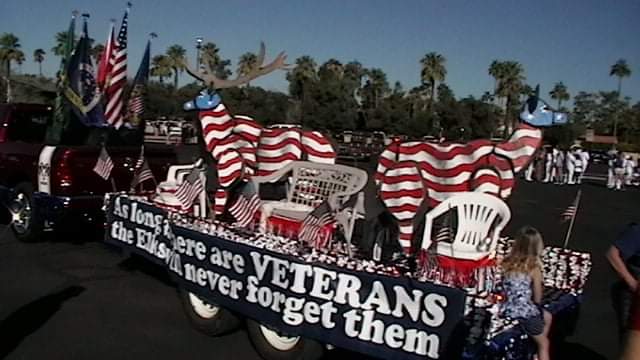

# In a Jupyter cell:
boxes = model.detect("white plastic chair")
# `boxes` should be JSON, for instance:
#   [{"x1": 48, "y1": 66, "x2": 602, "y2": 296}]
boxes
[
  {"x1": 421, "y1": 192, "x2": 511, "y2": 260},
  {"x1": 251, "y1": 161, "x2": 367, "y2": 243},
  {"x1": 154, "y1": 159, "x2": 207, "y2": 218}
]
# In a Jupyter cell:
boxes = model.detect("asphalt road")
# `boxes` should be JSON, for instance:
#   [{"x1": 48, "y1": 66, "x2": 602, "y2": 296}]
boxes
[{"x1": 0, "y1": 164, "x2": 633, "y2": 360}]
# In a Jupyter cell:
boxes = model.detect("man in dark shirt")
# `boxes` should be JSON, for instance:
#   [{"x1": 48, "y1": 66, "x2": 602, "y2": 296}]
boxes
[{"x1": 607, "y1": 223, "x2": 640, "y2": 342}]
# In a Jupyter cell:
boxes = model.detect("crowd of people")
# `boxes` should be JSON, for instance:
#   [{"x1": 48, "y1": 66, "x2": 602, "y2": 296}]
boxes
[
  {"x1": 524, "y1": 145, "x2": 638, "y2": 190},
  {"x1": 524, "y1": 145, "x2": 592, "y2": 185}
]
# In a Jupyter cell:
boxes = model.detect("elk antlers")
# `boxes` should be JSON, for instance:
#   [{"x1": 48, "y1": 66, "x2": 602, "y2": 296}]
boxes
[{"x1": 183, "y1": 42, "x2": 289, "y2": 89}]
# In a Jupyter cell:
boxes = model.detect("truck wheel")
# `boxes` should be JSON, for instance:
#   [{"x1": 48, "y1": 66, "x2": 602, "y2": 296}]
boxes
[
  {"x1": 9, "y1": 182, "x2": 44, "y2": 242},
  {"x1": 179, "y1": 288, "x2": 241, "y2": 336},
  {"x1": 247, "y1": 319, "x2": 324, "y2": 360}
]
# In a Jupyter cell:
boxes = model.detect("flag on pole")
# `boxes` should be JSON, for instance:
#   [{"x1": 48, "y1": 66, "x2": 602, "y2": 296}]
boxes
[
  {"x1": 126, "y1": 39, "x2": 151, "y2": 127},
  {"x1": 45, "y1": 11, "x2": 77, "y2": 144},
  {"x1": 561, "y1": 193, "x2": 580, "y2": 222},
  {"x1": 64, "y1": 16, "x2": 107, "y2": 127},
  {"x1": 130, "y1": 146, "x2": 155, "y2": 191},
  {"x1": 176, "y1": 166, "x2": 204, "y2": 210},
  {"x1": 93, "y1": 147, "x2": 114, "y2": 180},
  {"x1": 104, "y1": 4, "x2": 129, "y2": 129},
  {"x1": 228, "y1": 182, "x2": 261, "y2": 227},
  {"x1": 97, "y1": 20, "x2": 115, "y2": 90},
  {"x1": 299, "y1": 201, "x2": 335, "y2": 247},
  {"x1": 562, "y1": 190, "x2": 582, "y2": 248}
]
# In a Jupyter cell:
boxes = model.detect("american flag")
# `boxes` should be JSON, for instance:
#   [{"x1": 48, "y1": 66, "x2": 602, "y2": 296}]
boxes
[
  {"x1": 93, "y1": 147, "x2": 114, "y2": 180},
  {"x1": 176, "y1": 166, "x2": 204, "y2": 210},
  {"x1": 97, "y1": 20, "x2": 115, "y2": 91},
  {"x1": 130, "y1": 147, "x2": 155, "y2": 191},
  {"x1": 299, "y1": 201, "x2": 335, "y2": 247},
  {"x1": 104, "y1": 6, "x2": 129, "y2": 129},
  {"x1": 126, "y1": 39, "x2": 150, "y2": 125},
  {"x1": 228, "y1": 182, "x2": 261, "y2": 227},
  {"x1": 561, "y1": 191, "x2": 581, "y2": 222}
]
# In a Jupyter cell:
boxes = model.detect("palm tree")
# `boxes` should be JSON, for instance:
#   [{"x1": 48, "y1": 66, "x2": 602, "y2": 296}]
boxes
[
  {"x1": 33, "y1": 49, "x2": 46, "y2": 76},
  {"x1": 488, "y1": 60, "x2": 504, "y2": 96},
  {"x1": 0, "y1": 33, "x2": 22, "y2": 77},
  {"x1": 319, "y1": 58, "x2": 344, "y2": 80},
  {"x1": 497, "y1": 61, "x2": 525, "y2": 133},
  {"x1": 166, "y1": 45, "x2": 186, "y2": 88},
  {"x1": 151, "y1": 55, "x2": 172, "y2": 84},
  {"x1": 610, "y1": 59, "x2": 632, "y2": 140},
  {"x1": 200, "y1": 42, "x2": 231, "y2": 80},
  {"x1": 610, "y1": 59, "x2": 632, "y2": 96},
  {"x1": 286, "y1": 55, "x2": 317, "y2": 100},
  {"x1": 549, "y1": 82, "x2": 570, "y2": 109},
  {"x1": 52, "y1": 31, "x2": 76, "y2": 57},
  {"x1": 236, "y1": 52, "x2": 258, "y2": 86},
  {"x1": 420, "y1": 52, "x2": 447, "y2": 110},
  {"x1": 363, "y1": 68, "x2": 389, "y2": 109}
]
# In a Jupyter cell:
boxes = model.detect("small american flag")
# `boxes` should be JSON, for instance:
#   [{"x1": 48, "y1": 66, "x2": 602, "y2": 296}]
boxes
[
  {"x1": 561, "y1": 191, "x2": 581, "y2": 222},
  {"x1": 130, "y1": 160, "x2": 155, "y2": 191},
  {"x1": 299, "y1": 201, "x2": 335, "y2": 247},
  {"x1": 229, "y1": 182, "x2": 261, "y2": 227},
  {"x1": 93, "y1": 147, "x2": 114, "y2": 180},
  {"x1": 176, "y1": 167, "x2": 204, "y2": 210}
]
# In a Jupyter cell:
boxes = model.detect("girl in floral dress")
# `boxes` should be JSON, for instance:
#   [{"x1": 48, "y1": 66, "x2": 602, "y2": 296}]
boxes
[{"x1": 501, "y1": 226, "x2": 553, "y2": 360}]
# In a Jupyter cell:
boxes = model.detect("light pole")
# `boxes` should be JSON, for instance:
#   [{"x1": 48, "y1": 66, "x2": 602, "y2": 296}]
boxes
[{"x1": 195, "y1": 37, "x2": 203, "y2": 70}]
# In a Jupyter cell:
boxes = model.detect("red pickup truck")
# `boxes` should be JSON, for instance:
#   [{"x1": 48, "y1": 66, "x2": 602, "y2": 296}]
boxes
[{"x1": 0, "y1": 103, "x2": 190, "y2": 241}]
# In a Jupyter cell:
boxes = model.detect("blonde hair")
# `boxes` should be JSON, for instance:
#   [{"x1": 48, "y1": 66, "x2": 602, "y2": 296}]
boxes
[{"x1": 502, "y1": 226, "x2": 544, "y2": 274}]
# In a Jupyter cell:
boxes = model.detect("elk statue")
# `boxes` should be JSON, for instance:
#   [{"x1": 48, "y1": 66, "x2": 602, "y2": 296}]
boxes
[
  {"x1": 376, "y1": 87, "x2": 568, "y2": 254},
  {"x1": 180, "y1": 43, "x2": 336, "y2": 216}
]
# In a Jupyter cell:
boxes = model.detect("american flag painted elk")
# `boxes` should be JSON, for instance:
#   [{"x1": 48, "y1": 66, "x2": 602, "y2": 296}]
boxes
[
  {"x1": 377, "y1": 89, "x2": 568, "y2": 254},
  {"x1": 181, "y1": 43, "x2": 337, "y2": 217}
]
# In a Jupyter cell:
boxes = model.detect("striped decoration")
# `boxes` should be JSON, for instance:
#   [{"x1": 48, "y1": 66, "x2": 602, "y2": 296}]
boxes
[
  {"x1": 301, "y1": 131, "x2": 336, "y2": 164},
  {"x1": 214, "y1": 189, "x2": 228, "y2": 216},
  {"x1": 217, "y1": 149, "x2": 244, "y2": 188},
  {"x1": 376, "y1": 123, "x2": 541, "y2": 208},
  {"x1": 379, "y1": 162, "x2": 426, "y2": 254},
  {"x1": 256, "y1": 128, "x2": 303, "y2": 177}
]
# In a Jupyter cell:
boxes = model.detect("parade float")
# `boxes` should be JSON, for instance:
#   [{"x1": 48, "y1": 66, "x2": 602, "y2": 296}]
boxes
[{"x1": 103, "y1": 43, "x2": 592, "y2": 360}]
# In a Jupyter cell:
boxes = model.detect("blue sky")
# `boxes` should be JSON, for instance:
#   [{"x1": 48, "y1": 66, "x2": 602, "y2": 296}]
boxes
[{"x1": 2, "y1": 0, "x2": 639, "y2": 103}]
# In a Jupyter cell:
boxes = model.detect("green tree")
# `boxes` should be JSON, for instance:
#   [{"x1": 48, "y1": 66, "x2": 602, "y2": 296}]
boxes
[
  {"x1": 151, "y1": 55, "x2": 173, "y2": 84},
  {"x1": 610, "y1": 59, "x2": 632, "y2": 140},
  {"x1": 33, "y1": 49, "x2": 46, "y2": 77},
  {"x1": 488, "y1": 60, "x2": 504, "y2": 97},
  {"x1": 52, "y1": 31, "x2": 76, "y2": 57},
  {"x1": 420, "y1": 52, "x2": 447, "y2": 111},
  {"x1": 549, "y1": 82, "x2": 570, "y2": 109},
  {"x1": 362, "y1": 68, "x2": 389, "y2": 110},
  {"x1": 236, "y1": 52, "x2": 258, "y2": 86},
  {"x1": 610, "y1": 59, "x2": 632, "y2": 96},
  {"x1": 200, "y1": 42, "x2": 231, "y2": 80},
  {"x1": 496, "y1": 61, "x2": 525, "y2": 134},
  {"x1": 0, "y1": 33, "x2": 22, "y2": 77},
  {"x1": 166, "y1": 44, "x2": 186, "y2": 88}
]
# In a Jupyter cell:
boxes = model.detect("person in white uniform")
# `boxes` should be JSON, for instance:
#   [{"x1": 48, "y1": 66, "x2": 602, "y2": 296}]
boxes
[
  {"x1": 573, "y1": 148, "x2": 584, "y2": 184},
  {"x1": 566, "y1": 149, "x2": 576, "y2": 185},
  {"x1": 579, "y1": 149, "x2": 590, "y2": 184},
  {"x1": 625, "y1": 156, "x2": 636, "y2": 186},
  {"x1": 543, "y1": 147, "x2": 554, "y2": 183}
]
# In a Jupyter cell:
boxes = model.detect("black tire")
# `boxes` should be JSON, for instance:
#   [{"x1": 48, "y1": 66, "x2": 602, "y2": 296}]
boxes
[
  {"x1": 178, "y1": 288, "x2": 241, "y2": 336},
  {"x1": 9, "y1": 182, "x2": 44, "y2": 242},
  {"x1": 246, "y1": 319, "x2": 324, "y2": 360}
]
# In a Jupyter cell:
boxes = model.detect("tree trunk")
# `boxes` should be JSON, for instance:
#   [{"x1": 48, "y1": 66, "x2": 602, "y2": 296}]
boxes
[
  {"x1": 504, "y1": 95, "x2": 512, "y2": 136},
  {"x1": 618, "y1": 77, "x2": 622, "y2": 96},
  {"x1": 5, "y1": 60, "x2": 10, "y2": 78},
  {"x1": 173, "y1": 68, "x2": 178, "y2": 89},
  {"x1": 39, "y1": 62, "x2": 42, "y2": 77}
]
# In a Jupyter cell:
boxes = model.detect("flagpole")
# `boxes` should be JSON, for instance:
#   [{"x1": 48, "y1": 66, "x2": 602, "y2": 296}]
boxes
[{"x1": 563, "y1": 189, "x2": 582, "y2": 248}]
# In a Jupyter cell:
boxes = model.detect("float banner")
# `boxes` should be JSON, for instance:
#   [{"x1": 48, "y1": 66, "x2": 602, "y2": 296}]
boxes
[{"x1": 105, "y1": 195, "x2": 467, "y2": 360}]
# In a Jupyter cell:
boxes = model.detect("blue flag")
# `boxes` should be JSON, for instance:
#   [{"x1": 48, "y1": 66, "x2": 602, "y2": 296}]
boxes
[
  {"x1": 64, "y1": 18, "x2": 107, "y2": 127},
  {"x1": 126, "y1": 40, "x2": 150, "y2": 126}
]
